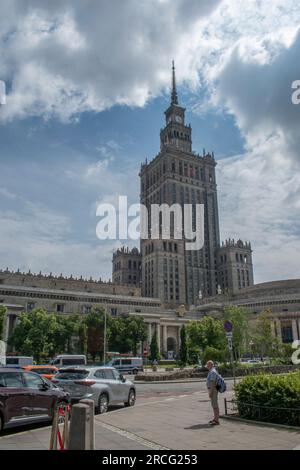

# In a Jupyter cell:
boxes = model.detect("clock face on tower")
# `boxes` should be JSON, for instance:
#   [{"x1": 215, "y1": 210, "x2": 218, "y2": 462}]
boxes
[{"x1": 175, "y1": 115, "x2": 182, "y2": 124}]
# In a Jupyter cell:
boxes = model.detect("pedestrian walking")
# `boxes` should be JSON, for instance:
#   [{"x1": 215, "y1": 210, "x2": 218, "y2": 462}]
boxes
[{"x1": 206, "y1": 360, "x2": 220, "y2": 425}]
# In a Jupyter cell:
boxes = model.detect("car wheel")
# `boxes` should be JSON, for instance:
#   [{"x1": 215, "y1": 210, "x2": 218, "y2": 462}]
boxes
[
  {"x1": 97, "y1": 394, "x2": 109, "y2": 414},
  {"x1": 125, "y1": 389, "x2": 136, "y2": 407}
]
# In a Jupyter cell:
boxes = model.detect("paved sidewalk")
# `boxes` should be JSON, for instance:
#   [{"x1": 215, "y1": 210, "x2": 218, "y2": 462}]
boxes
[{"x1": 0, "y1": 391, "x2": 299, "y2": 450}]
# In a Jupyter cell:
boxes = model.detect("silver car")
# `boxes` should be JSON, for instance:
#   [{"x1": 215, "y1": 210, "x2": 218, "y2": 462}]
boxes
[{"x1": 52, "y1": 366, "x2": 136, "y2": 414}]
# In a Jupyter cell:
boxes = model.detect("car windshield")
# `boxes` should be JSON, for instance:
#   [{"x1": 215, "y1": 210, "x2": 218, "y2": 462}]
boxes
[{"x1": 55, "y1": 370, "x2": 89, "y2": 380}]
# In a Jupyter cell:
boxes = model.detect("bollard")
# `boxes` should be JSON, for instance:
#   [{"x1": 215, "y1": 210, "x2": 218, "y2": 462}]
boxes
[
  {"x1": 79, "y1": 399, "x2": 95, "y2": 450},
  {"x1": 68, "y1": 403, "x2": 92, "y2": 450}
]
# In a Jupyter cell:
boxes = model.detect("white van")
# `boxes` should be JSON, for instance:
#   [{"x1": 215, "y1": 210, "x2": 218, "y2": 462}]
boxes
[
  {"x1": 51, "y1": 355, "x2": 87, "y2": 367},
  {"x1": 5, "y1": 356, "x2": 33, "y2": 367},
  {"x1": 108, "y1": 357, "x2": 143, "y2": 375}
]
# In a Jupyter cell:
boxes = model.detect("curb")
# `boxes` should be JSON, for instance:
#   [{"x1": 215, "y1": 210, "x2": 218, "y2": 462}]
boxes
[
  {"x1": 135, "y1": 377, "x2": 237, "y2": 384},
  {"x1": 222, "y1": 414, "x2": 300, "y2": 432}
]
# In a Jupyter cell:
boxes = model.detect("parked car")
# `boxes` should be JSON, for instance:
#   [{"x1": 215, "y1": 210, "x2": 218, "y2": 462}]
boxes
[
  {"x1": 0, "y1": 368, "x2": 69, "y2": 432},
  {"x1": 52, "y1": 366, "x2": 136, "y2": 414},
  {"x1": 50, "y1": 355, "x2": 87, "y2": 367},
  {"x1": 5, "y1": 356, "x2": 33, "y2": 368},
  {"x1": 22, "y1": 365, "x2": 59, "y2": 381},
  {"x1": 107, "y1": 357, "x2": 143, "y2": 375}
]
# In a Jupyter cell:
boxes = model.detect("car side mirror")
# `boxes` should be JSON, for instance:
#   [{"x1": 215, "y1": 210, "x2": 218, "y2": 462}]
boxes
[
  {"x1": 120, "y1": 375, "x2": 126, "y2": 383},
  {"x1": 40, "y1": 382, "x2": 50, "y2": 391}
]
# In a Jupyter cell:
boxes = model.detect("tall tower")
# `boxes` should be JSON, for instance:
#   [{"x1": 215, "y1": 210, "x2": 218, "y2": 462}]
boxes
[
  {"x1": 140, "y1": 62, "x2": 220, "y2": 307},
  {"x1": 217, "y1": 239, "x2": 254, "y2": 293}
]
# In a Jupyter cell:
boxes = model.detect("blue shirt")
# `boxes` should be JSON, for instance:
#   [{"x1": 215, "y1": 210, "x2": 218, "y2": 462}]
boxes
[{"x1": 206, "y1": 367, "x2": 217, "y2": 388}]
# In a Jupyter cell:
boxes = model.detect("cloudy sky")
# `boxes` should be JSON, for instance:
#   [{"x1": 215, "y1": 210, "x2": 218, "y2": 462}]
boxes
[{"x1": 0, "y1": 0, "x2": 300, "y2": 283}]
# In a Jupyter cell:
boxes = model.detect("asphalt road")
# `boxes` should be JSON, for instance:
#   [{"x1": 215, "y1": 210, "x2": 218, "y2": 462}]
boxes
[{"x1": 135, "y1": 378, "x2": 234, "y2": 401}]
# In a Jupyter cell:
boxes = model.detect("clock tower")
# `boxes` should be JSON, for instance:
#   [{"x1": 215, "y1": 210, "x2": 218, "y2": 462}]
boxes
[{"x1": 160, "y1": 61, "x2": 192, "y2": 153}]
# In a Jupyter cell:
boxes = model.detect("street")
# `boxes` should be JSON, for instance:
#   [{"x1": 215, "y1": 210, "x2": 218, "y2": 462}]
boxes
[{"x1": 0, "y1": 379, "x2": 299, "y2": 450}]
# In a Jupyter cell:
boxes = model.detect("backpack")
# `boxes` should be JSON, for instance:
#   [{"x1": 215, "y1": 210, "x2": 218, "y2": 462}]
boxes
[{"x1": 215, "y1": 372, "x2": 227, "y2": 393}]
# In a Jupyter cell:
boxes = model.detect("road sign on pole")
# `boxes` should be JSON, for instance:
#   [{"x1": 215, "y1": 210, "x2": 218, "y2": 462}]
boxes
[
  {"x1": 224, "y1": 321, "x2": 233, "y2": 333},
  {"x1": 224, "y1": 322, "x2": 236, "y2": 386}
]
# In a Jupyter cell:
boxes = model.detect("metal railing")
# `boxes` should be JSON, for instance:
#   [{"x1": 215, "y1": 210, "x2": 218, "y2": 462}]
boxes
[{"x1": 224, "y1": 398, "x2": 300, "y2": 427}]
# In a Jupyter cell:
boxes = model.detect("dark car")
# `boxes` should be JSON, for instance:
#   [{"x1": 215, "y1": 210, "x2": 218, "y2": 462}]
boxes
[{"x1": 0, "y1": 367, "x2": 69, "y2": 432}]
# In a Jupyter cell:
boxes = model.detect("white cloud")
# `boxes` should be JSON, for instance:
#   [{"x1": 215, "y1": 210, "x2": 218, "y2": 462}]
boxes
[
  {"x1": 0, "y1": 201, "x2": 118, "y2": 280},
  {"x1": 0, "y1": 187, "x2": 17, "y2": 200},
  {"x1": 218, "y1": 135, "x2": 300, "y2": 283},
  {"x1": 1, "y1": 0, "x2": 300, "y2": 284},
  {"x1": 0, "y1": 0, "x2": 221, "y2": 122}
]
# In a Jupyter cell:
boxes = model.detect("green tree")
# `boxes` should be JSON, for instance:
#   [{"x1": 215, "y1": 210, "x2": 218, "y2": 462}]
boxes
[
  {"x1": 125, "y1": 316, "x2": 147, "y2": 356},
  {"x1": 149, "y1": 329, "x2": 160, "y2": 362},
  {"x1": 77, "y1": 318, "x2": 88, "y2": 355},
  {"x1": 179, "y1": 325, "x2": 188, "y2": 366},
  {"x1": 186, "y1": 317, "x2": 227, "y2": 364},
  {"x1": 50, "y1": 314, "x2": 82, "y2": 356},
  {"x1": 108, "y1": 315, "x2": 147, "y2": 355},
  {"x1": 10, "y1": 309, "x2": 58, "y2": 362},
  {"x1": 187, "y1": 317, "x2": 226, "y2": 356},
  {"x1": 223, "y1": 305, "x2": 251, "y2": 361},
  {"x1": 108, "y1": 316, "x2": 132, "y2": 353},
  {"x1": 84, "y1": 306, "x2": 109, "y2": 362},
  {"x1": 0, "y1": 306, "x2": 7, "y2": 341},
  {"x1": 202, "y1": 346, "x2": 227, "y2": 365},
  {"x1": 253, "y1": 309, "x2": 278, "y2": 358}
]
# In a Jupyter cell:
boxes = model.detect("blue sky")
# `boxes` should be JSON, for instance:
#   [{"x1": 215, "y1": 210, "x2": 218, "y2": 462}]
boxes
[{"x1": 0, "y1": 0, "x2": 300, "y2": 283}]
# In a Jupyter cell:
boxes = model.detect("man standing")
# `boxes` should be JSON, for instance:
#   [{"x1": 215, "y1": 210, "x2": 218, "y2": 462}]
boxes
[{"x1": 206, "y1": 360, "x2": 220, "y2": 425}]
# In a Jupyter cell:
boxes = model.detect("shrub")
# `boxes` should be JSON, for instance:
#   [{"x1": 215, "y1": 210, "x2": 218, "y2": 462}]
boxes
[
  {"x1": 234, "y1": 372, "x2": 300, "y2": 426},
  {"x1": 201, "y1": 346, "x2": 227, "y2": 365}
]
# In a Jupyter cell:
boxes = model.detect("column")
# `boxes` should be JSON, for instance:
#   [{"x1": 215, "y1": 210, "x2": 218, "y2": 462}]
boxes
[
  {"x1": 276, "y1": 319, "x2": 282, "y2": 342},
  {"x1": 178, "y1": 326, "x2": 182, "y2": 352},
  {"x1": 298, "y1": 318, "x2": 300, "y2": 340},
  {"x1": 4, "y1": 315, "x2": 10, "y2": 342},
  {"x1": 163, "y1": 325, "x2": 168, "y2": 353},
  {"x1": 292, "y1": 319, "x2": 299, "y2": 341},
  {"x1": 156, "y1": 323, "x2": 161, "y2": 353},
  {"x1": 270, "y1": 320, "x2": 276, "y2": 339},
  {"x1": 148, "y1": 323, "x2": 152, "y2": 345}
]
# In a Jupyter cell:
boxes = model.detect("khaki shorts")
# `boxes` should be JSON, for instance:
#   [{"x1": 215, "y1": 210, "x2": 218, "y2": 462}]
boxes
[{"x1": 209, "y1": 387, "x2": 219, "y2": 409}]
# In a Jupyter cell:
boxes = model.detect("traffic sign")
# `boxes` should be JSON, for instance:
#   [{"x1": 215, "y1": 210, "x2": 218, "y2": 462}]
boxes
[
  {"x1": 224, "y1": 320, "x2": 233, "y2": 333},
  {"x1": 226, "y1": 332, "x2": 233, "y2": 338}
]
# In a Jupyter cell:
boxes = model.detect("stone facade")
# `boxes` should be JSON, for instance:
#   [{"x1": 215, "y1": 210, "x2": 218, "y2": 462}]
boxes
[
  {"x1": 216, "y1": 239, "x2": 254, "y2": 293},
  {"x1": 196, "y1": 279, "x2": 300, "y2": 343},
  {"x1": 112, "y1": 247, "x2": 142, "y2": 286},
  {"x1": 0, "y1": 269, "x2": 204, "y2": 356},
  {"x1": 0, "y1": 268, "x2": 141, "y2": 297}
]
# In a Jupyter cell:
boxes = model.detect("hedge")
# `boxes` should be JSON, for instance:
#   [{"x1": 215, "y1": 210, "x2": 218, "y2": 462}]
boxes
[{"x1": 234, "y1": 372, "x2": 300, "y2": 426}]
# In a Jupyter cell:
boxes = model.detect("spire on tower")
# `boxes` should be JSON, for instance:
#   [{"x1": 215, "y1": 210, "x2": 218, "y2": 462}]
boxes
[{"x1": 171, "y1": 60, "x2": 178, "y2": 105}]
